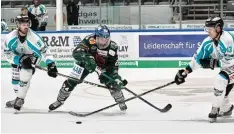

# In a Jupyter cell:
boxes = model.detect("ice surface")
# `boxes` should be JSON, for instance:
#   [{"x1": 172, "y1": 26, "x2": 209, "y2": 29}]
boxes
[{"x1": 1, "y1": 68, "x2": 234, "y2": 133}]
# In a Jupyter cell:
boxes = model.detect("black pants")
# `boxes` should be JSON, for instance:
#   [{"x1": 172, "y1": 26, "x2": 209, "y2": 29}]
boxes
[
  {"x1": 67, "y1": 15, "x2": 78, "y2": 25},
  {"x1": 39, "y1": 26, "x2": 46, "y2": 31}
]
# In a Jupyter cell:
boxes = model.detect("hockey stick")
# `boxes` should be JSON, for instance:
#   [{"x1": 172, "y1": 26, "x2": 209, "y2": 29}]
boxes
[
  {"x1": 99, "y1": 72, "x2": 172, "y2": 113},
  {"x1": 36, "y1": 65, "x2": 173, "y2": 113},
  {"x1": 36, "y1": 65, "x2": 111, "y2": 88},
  {"x1": 69, "y1": 81, "x2": 175, "y2": 117}
]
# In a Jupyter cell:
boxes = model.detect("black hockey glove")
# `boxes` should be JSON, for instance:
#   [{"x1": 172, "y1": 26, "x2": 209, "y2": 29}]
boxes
[
  {"x1": 19, "y1": 54, "x2": 33, "y2": 69},
  {"x1": 47, "y1": 62, "x2": 58, "y2": 78},
  {"x1": 175, "y1": 69, "x2": 187, "y2": 85},
  {"x1": 199, "y1": 58, "x2": 219, "y2": 70}
]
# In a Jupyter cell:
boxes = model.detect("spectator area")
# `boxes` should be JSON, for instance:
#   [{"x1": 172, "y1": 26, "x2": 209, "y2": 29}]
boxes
[{"x1": 1, "y1": 0, "x2": 234, "y2": 21}]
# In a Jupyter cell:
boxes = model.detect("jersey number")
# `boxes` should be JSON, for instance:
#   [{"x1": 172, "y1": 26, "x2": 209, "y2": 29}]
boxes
[{"x1": 70, "y1": 64, "x2": 84, "y2": 79}]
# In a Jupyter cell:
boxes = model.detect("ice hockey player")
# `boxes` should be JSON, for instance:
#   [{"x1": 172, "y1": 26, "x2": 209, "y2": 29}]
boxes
[
  {"x1": 174, "y1": 16, "x2": 234, "y2": 123},
  {"x1": 1, "y1": 20, "x2": 9, "y2": 32},
  {"x1": 49, "y1": 25, "x2": 128, "y2": 112},
  {"x1": 4, "y1": 15, "x2": 58, "y2": 111},
  {"x1": 28, "y1": 0, "x2": 48, "y2": 31}
]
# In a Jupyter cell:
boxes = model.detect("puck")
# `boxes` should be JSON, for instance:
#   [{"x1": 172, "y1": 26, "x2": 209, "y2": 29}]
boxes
[{"x1": 76, "y1": 121, "x2": 82, "y2": 124}]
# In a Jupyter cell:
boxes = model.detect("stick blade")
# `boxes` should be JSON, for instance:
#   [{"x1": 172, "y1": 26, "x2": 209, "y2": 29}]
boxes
[
  {"x1": 160, "y1": 104, "x2": 172, "y2": 113},
  {"x1": 69, "y1": 111, "x2": 87, "y2": 117}
]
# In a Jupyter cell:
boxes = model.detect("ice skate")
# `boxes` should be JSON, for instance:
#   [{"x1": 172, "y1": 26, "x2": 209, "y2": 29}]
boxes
[
  {"x1": 14, "y1": 97, "x2": 24, "y2": 112},
  {"x1": 49, "y1": 100, "x2": 64, "y2": 111},
  {"x1": 6, "y1": 99, "x2": 16, "y2": 108},
  {"x1": 208, "y1": 107, "x2": 220, "y2": 123},
  {"x1": 218, "y1": 104, "x2": 233, "y2": 117},
  {"x1": 119, "y1": 102, "x2": 127, "y2": 111}
]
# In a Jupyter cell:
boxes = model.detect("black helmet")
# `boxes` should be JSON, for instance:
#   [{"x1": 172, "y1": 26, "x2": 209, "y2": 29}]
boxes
[
  {"x1": 205, "y1": 16, "x2": 224, "y2": 28},
  {"x1": 16, "y1": 15, "x2": 30, "y2": 25}
]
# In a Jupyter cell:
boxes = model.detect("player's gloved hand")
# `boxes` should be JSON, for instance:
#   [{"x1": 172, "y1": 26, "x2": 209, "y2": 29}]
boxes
[
  {"x1": 40, "y1": 21, "x2": 47, "y2": 27},
  {"x1": 73, "y1": 51, "x2": 96, "y2": 73},
  {"x1": 47, "y1": 62, "x2": 58, "y2": 78},
  {"x1": 83, "y1": 56, "x2": 96, "y2": 73},
  {"x1": 175, "y1": 69, "x2": 187, "y2": 85},
  {"x1": 100, "y1": 72, "x2": 127, "y2": 90},
  {"x1": 19, "y1": 54, "x2": 33, "y2": 69},
  {"x1": 199, "y1": 58, "x2": 220, "y2": 70}
]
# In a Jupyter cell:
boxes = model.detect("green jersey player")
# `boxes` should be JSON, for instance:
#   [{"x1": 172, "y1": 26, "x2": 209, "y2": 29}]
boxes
[{"x1": 49, "y1": 25, "x2": 128, "y2": 112}]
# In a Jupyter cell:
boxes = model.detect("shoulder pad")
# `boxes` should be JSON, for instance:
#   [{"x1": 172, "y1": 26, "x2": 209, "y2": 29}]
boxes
[
  {"x1": 109, "y1": 41, "x2": 118, "y2": 50},
  {"x1": 84, "y1": 34, "x2": 96, "y2": 45},
  {"x1": 84, "y1": 34, "x2": 95, "y2": 40},
  {"x1": 40, "y1": 4, "x2": 46, "y2": 8},
  {"x1": 5, "y1": 30, "x2": 17, "y2": 41}
]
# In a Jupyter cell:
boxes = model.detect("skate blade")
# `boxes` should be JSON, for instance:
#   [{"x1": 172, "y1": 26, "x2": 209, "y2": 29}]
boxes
[
  {"x1": 120, "y1": 110, "x2": 127, "y2": 113},
  {"x1": 14, "y1": 109, "x2": 20, "y2": 114},
  {"x1": 5, "y1": 106, "x2": 14, "y2": 108},
  {"x1": 209, "y1": 118, "x2": 217, "y2": 123}
]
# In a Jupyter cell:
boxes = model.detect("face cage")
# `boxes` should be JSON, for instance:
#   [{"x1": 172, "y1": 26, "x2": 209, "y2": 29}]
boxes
[{"x1": 96, "y1": 37, "x2": 110, "y2": 49}]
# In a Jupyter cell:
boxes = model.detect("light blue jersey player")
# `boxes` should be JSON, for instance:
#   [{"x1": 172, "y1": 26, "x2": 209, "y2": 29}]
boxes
[
  {"x1": 3, "y1": 15, "x2": 58, "y2": 111},
  {"x1": 174, "y1": 17, "x2": 234, "y2": 123},
  {"x1": 28, "y1": 0, "x2": 48, "y2": 31},
  {"x1": 1, "y1": 20, "x2": 9, "y2": 32}
]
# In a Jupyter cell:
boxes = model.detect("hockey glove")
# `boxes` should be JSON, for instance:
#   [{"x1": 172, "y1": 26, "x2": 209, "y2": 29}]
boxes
[
  {"x1": 19, "y1": 54, "x2": 33, "y2": 69},
  {"x1": 100, "y1": 72, "x2": 127, "y2": 90},
  {"x1": 175, "y1": 69, "x2": 187, "y2": 85},
  {"x1": 83, "y1": 56, "x2": 96, "y2": 73},
  {"x1": 47, "y1": 62, "x2": 58, "y2": 78},
  {"x1": 199, "y1": 58, "x2": 219, "y2": 70},
  {"x1": 40, "y1": 21, "x2": 47, "y2": 27}
]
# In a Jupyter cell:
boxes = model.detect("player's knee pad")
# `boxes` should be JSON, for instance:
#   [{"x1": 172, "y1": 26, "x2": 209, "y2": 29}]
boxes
[{"x1": 12, "y1": 64, "x2": 20, "y2": 93}]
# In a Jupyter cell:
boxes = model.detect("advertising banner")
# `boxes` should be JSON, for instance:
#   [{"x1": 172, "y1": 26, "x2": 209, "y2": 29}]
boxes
[
  {"x1": 38, "y1": 32, "x2": 136, "y2": 60},
  {"x1": 139, "y1": 34, "x2": 207, "y2": 57},
  {"x1": 139, "y1": 31, "x2": 234, "y2": 58},
  {"x1": 1, "y1": 60, "x2": 190, "y2": 68},
  {"x1": 67, "y1": 25, "x2": 139, "y2": 30}
]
